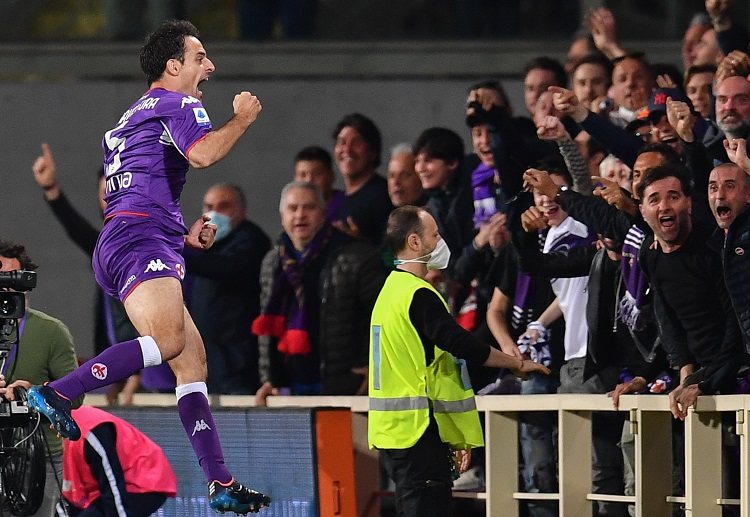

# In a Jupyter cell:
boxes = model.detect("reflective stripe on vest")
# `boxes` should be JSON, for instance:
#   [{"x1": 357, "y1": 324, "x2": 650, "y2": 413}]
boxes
[
  {"x1": 368, "y1": 271, "x2": 484, "y2": 450},
  {"x1": 369, "y1": 396, "x2": 429, "y2": 411},
  {"x1": 369, "y1": 396, "x2": 476, "y2": 413},
  {"x1": 432, "y1": 397, "x2": 476, "y2": 413}
]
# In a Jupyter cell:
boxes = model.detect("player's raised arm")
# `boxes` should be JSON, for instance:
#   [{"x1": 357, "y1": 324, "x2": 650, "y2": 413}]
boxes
[{"x1": 187, "y1": 91, "x2": 262, "y2": 168}]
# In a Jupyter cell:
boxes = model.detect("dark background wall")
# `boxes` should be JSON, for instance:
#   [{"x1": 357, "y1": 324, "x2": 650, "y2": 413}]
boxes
[{"x1": 0, "y1": 75, "x2": 528, "y2": 356}]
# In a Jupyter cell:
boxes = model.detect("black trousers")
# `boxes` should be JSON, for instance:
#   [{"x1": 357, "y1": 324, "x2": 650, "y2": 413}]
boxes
[{"x1": 380, "y1": 418, "x2": 454, "y2": 517}]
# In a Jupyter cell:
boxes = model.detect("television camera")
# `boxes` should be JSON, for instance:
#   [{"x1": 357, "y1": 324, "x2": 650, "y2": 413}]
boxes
[{"x1": 0, "y1": 270, "x2": 45, "y2": 515}]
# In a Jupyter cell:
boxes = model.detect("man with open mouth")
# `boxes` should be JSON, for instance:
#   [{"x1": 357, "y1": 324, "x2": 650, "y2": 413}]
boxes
[
  {"x1": 638, "y1": 163, "x2": 743, "y2": 422},
  {"x1": 25, "y1": 19, "x2": 270, "y2": 515}
]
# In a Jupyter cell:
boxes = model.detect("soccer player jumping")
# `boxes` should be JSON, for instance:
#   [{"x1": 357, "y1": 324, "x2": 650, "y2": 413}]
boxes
[{"x1": 27, "y1": 20, "x2": 270, "y2": 514}]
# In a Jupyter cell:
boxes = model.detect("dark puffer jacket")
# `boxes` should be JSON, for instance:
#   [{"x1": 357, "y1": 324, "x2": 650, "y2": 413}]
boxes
[
  {"x1": 720, "y1": 206, "x2": 750, "y2": 351},
  {"x1": 257, "y1": 229, "x2": 386, "y2": 394}
]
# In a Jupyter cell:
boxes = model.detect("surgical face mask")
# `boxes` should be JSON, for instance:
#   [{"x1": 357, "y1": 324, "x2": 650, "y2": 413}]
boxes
[
  {"x1": 394, "y1": 238, "x2": 451, "y2": 270},
  {"x1": 205, "y1": 211, "x2": 233, "y2": 242}
]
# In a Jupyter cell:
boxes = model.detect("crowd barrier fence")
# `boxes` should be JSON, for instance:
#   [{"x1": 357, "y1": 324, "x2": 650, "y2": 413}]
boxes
[{"x1": 86, "y1": 393, "x2": 750, "y2": 517}]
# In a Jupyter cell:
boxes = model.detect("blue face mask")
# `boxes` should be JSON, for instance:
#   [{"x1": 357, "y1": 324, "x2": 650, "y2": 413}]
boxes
[{"x1": 205, "y1": 211, "x2": 233, "y2": 242}]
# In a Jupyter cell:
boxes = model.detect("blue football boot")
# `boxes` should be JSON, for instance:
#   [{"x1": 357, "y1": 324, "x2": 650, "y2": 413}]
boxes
[
  {"x1": 208, "y1": 480, "x2": 270, "y2": 514},
  {"x1": 26, "y1": 385, "x2": 81, "y2": 441}
]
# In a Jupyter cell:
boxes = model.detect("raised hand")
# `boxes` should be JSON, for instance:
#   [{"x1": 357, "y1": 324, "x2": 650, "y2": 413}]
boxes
[
  {"x1": 523, "y1": 168, "x2": 559, "y2": 199},
  {"x1": 536, "y1": 115, "x2": 568, "y2": 142},
  {"x1": 474, "y1": 212, "x2": 508, "y2": 250},
  {"x1": 587, "y1": 7, "x2": 625, "y2": 59},
  {"x1": 520, "y1": 206, "x2": 549, "y2": 233},
  {"x1": 548, "y1": 86, "x2": 588, "y2": 123},
  {"x1": 592, "y1": 175, "x2": 637, "y2": 215},
  {"x1": 655, "y1": 73, "x2": 677, "y2": 89},
  {"x1": 666, "y1": 97, "x2": 696, "y2": 142},
  {"x1": 716, "y1": 50, "x2": 750, "y2": 84},
  {"x1": 724, "y1": 138, "x2": 750, "y2": 172},
  {"x1": 233, "y1": 91, "x2": 262, "y2": 126},
  {"x1": 32, "y1": 143, "x2": 61, "y2": 198},
  {"x1": 467, "y1": 87, "x2": 503, "y2": 114}
]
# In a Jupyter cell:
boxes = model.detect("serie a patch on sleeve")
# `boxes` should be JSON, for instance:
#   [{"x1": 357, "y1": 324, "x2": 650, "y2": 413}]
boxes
[{"x1": 193, "y1": 107, "x2": 211, "y2": 126}]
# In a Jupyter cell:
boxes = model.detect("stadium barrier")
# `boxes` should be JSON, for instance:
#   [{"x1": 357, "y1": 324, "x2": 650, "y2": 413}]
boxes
[{"x1": 86, "y1": 393, "x2": 750, "y2": 517}]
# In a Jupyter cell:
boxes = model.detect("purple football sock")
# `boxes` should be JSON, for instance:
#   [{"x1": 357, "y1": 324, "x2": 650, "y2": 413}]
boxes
[
  {"x1": 177, "y1": 390, "x2": 232, "y2": 484},
  {"x1": 49, "y1": 338, "x2": 145, "y2": 401}
]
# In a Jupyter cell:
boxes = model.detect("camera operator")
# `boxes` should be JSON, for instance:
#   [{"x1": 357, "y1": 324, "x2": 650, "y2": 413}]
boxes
[{"x1": 0, "y1": 239, "x2": 82, "y2": 517}]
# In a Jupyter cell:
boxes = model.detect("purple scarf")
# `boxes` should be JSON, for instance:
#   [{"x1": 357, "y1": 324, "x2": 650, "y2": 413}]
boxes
[
  {"x1": 252, "y1": 225, "x2": 333, "y2": 356},
  {"x1": 618, "y1": 225, "x2": 648, "y2": 330},
  {"x1": 325, "y1": 189, "x2": 346, "y2": 224},
  {"x1": 472, "y1": 162, "x2": 497, "y2": 228},
  {"x1": 512, "y1": 232, "x2": 547, "y2": 332}
]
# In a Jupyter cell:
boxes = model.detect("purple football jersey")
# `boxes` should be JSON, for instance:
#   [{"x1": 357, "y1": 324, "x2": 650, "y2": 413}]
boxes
[{"x1": 101, "y1": 87, "x2": 212, "y2": 233}]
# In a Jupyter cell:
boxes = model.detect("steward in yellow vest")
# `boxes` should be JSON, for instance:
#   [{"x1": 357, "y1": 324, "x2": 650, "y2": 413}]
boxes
[{"x1": 368, "y1": 206, "x2": 550, "y2": 517}]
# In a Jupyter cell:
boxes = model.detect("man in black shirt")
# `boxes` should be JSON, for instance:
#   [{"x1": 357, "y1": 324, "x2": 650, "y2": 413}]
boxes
[
  {"x1": 331, "y1": 113, "x2": 393, "y2": 245},
  {"x1": 638, "y1": 164, "x2": 744, "y2": 419}
]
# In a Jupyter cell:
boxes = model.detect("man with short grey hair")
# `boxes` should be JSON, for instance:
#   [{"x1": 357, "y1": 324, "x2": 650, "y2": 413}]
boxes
[
  {"x1": 387, "y1": 143, "x2": 424, "y2": 208},
  {"x1": 253, "y1": 181, "x2": 386, "y2": 403}
]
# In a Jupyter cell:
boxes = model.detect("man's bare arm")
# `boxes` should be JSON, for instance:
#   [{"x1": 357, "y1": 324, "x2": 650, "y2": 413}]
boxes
[{"x1": 188, "y1": 91, "x2": 261, "y2": 168}]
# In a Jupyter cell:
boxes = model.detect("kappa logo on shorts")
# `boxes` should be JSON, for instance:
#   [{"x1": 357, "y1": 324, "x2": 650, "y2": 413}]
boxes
[
  {"x1": 144, "y1": 259, "x2": 172, "y2": 273},
  {"x1": 192, "y1": 419, "x2": 211, "y2": 436},
  {"x1": 175, "y1": 263, "x2": 185, "y2": 280},
  {"x1": 91, "y1": 363, "x2": 108, "y2": 380}
]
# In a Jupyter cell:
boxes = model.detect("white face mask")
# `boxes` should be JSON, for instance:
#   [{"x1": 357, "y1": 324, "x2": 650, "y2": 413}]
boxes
[
  {"x1": 205, "y1": 210, "x2": 233, "y2": 242},
  {"x1": 395, "y1": 238, "x2": 451, "y2": 270}
]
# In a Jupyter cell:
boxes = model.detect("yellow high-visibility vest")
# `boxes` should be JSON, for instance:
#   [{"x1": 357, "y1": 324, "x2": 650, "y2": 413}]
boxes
[{"x1": 368, "y1": 270, "x2": 483, "y2": 450}]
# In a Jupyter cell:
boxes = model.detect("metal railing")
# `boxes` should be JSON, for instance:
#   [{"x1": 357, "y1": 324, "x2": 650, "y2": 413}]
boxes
[{"x1": 86, "y1": 393, "x2": 750, "y2": 517}]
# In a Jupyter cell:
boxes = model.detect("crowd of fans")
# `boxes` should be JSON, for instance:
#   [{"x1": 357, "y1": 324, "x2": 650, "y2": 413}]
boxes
[{"x1": 17, "y1": 1, "x2": 750, "y2": 515}]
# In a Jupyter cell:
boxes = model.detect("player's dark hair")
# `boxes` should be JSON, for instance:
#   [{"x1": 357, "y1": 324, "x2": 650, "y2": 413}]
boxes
[{"x1": 140, "y1": 20, "x2": 201, "y2": 85}]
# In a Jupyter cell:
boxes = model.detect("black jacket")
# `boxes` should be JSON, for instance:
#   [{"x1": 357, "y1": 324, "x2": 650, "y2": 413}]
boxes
[
  {"x1": 718, "y1": 206, "x2": 750, "y2": 351},
  {"x1": 186, "y1": 219, "x2": 271, "y2": 393},
  {"x1": 258, "y1": 229, "x2": 386, "y2": 394},
  {"x1": 515, "y1": 230, "x2": 664, "y2": 381}
]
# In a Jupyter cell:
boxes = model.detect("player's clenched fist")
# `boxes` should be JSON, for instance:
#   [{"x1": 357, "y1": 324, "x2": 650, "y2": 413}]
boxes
[{"x1": 233, "y1": 91, "x2": 262, "y2": 125}]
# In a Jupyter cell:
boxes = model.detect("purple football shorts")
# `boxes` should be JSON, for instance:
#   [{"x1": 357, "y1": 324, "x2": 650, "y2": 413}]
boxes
[{"x1": 93, "y1": 215, "x2": 186, "y2": 302}]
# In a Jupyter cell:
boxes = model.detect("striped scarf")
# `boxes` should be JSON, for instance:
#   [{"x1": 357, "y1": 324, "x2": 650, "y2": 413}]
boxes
[{"x1": 251, "y1": 225, "x2": 332, "y2": 356}]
